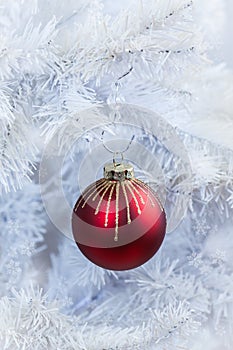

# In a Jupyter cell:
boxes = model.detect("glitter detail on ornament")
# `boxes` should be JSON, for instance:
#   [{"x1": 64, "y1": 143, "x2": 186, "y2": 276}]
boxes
[
  {"x1": 74, "y1": 177, "x2": 159, "y2": 242},
  {"x1": 72, "y1": 162, "x2": 166, "y2": 270},
  {"x1": 104, "y1": 182, "x2": 115, "y2": 227}
]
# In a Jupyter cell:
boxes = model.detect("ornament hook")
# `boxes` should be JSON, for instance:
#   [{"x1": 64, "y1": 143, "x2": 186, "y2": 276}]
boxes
[{"x1": 113, "y1": 152, "x2": 124, "y2": 167}]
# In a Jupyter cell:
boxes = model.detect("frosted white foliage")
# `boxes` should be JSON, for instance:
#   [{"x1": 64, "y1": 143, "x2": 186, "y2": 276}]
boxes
[
  {"x1": 0, "y1": 0, "x2": 58, "y2": 78},
  {"x1": 0, "y1": 287, "x2": 85, "y2": 350},
  {"x1": 150, "y1": 301, "x2": 200, "y2": 347},
  {"x1": 69, "y1": 0, "x2": 200, "y2": 82},
  {"x1": 0, "y1": 287, "x2": 200, "y2": 350},
  {"x1": 82, "y1": 297, "x2": 201, "y2": 349},
  {"x1": 0, "y1": 108, "x2": 38, "y2": 194},
  {"x1": 37, "y1": 85, "x2": 99, "y2": 148},
  {"x1": 0, "y1": 0, "x2": 232, "y2": 193},
  {"x1": 189, "y1": 149, "x2": 224, "y2": 186},
  {"x1": 227, "y1": 190, "x2": 233, "y2": 208},
  {"x1": 0, "y1": 0, "x2": 58, "y2": 193},
  {"x1": 0, "y1": 182, "x2": 46, "y2": 294},
  {"x1": 0, "y1": 0, "x2": 233, "y2": 349},
  {"x1": 49, "y1": 238, "x2": 117, "y2": 293},
  {"x1": 126, "y1": 257, "x2": 210, "y2": 314}
]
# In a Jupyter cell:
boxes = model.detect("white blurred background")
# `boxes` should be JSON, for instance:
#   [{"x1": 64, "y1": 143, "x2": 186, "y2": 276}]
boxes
[{"x1": 225, "y1": 0, "x2": 233, "y2": 68}]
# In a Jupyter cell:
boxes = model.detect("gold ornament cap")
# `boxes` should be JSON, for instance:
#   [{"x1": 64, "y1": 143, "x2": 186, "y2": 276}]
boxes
[{"x1": 104, "y1": 162, "x2": 134, "y2": 181}]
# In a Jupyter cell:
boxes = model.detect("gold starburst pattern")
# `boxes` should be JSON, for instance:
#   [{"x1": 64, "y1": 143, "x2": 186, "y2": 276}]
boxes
[{"x1": 76, "y1": 177, "x2": 158, "y2": 242}]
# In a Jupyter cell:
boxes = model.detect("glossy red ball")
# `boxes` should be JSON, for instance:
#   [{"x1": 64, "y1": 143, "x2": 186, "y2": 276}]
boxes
[{"x1": 72, "y1": 177, "x2": 166, "y2": 270}]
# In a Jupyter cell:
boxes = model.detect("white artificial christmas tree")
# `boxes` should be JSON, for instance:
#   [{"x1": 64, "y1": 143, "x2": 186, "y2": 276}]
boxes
[{"x1": 0, "y1": 0, "x2": 233, "y2": 349}]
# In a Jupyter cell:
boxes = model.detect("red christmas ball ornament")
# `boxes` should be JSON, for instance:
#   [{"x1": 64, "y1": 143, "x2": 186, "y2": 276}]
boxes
[{"x1": 72, "y1": 162, "x2": 166, "y2": 270}]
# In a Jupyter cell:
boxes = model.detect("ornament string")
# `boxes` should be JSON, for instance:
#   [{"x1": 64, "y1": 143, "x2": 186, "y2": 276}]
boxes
[{"x1": 100, "y1": 130, "x2": 135, "y2": 165}]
